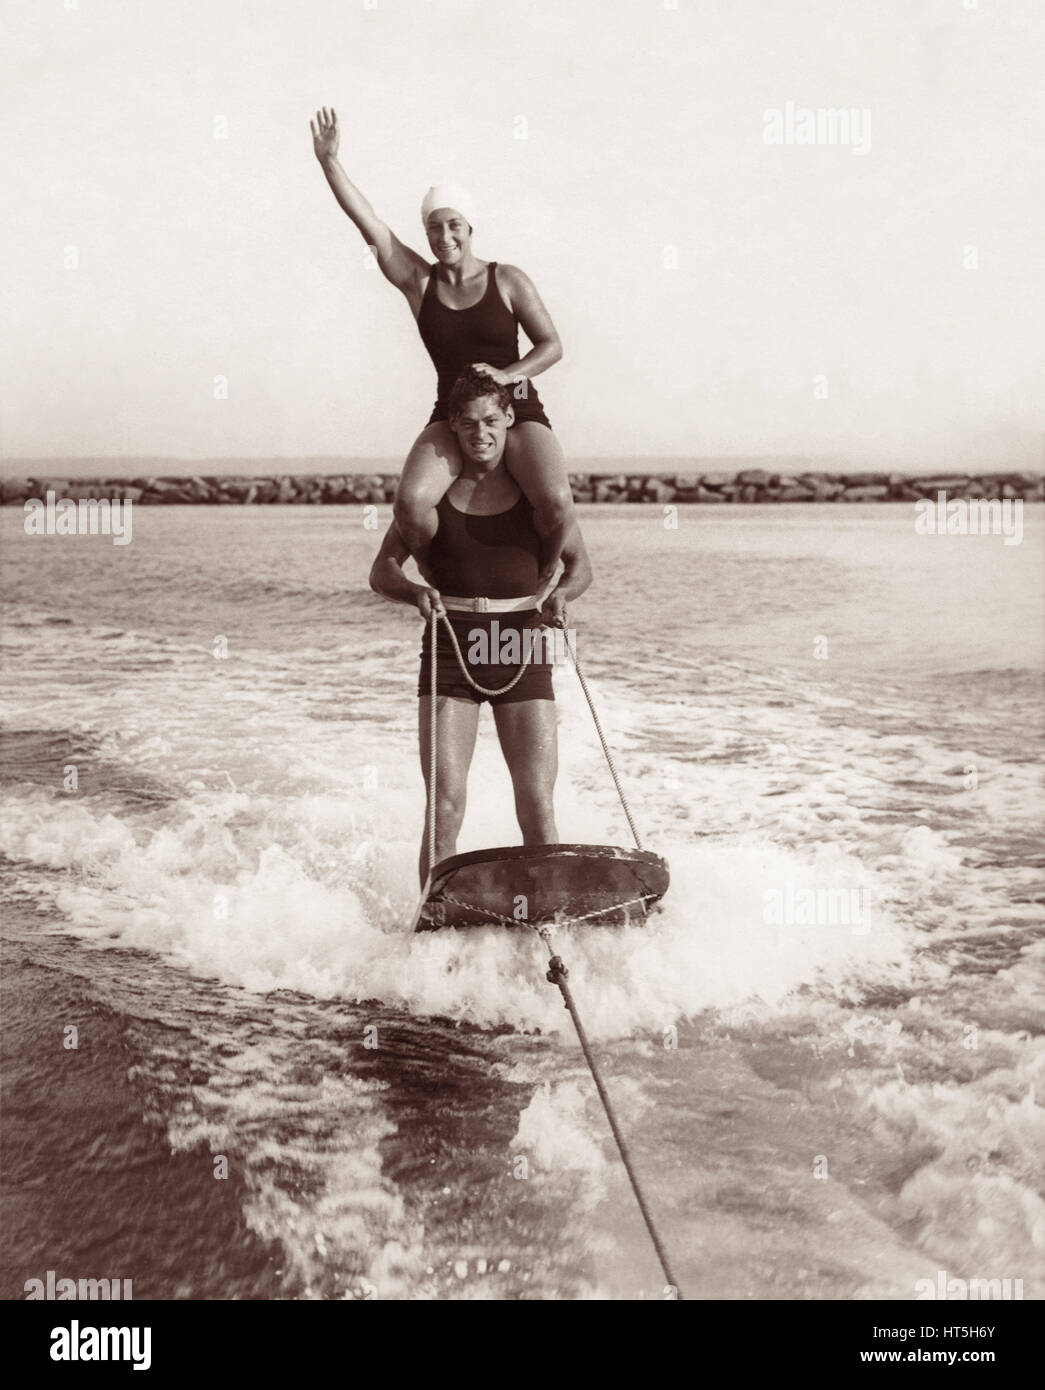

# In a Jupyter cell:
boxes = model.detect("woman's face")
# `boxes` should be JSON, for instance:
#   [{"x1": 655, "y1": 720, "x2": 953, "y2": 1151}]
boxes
[{"x1": 425, "y1": 209, "x2": 471, "y2": 264}]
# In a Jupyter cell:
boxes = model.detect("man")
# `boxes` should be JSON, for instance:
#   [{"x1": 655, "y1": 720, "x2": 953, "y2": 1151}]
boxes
[{"x1": 369, "y1": 367, "x2": 593, "y2": 884}]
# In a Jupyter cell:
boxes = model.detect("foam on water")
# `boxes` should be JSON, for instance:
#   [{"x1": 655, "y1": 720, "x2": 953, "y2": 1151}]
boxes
[{"x1": 0, "y1": 776, "x2": 915, "y2": 1037}]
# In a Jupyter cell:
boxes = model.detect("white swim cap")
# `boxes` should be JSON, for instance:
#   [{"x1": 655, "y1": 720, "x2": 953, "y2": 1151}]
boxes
[{"x1": 421, "y1": 183, "x2": 476, "y2": 233}]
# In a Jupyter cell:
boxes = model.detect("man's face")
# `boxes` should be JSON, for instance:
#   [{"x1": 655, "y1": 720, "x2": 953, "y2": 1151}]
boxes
[{"x1": 450, "y1": 395, "x2": 514, "y2": 465}]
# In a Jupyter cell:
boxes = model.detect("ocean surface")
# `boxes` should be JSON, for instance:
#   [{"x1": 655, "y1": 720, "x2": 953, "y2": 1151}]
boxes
[{"x1": 1, "y1": 502, "x2": 1042, "y2": 1301}]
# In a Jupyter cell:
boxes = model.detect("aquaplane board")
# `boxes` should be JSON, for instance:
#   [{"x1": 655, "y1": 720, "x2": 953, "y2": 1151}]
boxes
[{"x1": 414, "y1": 843, "x2": 670, "y2": 932}]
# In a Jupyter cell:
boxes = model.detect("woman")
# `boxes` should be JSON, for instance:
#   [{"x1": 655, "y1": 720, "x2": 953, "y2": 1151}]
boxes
[{"x1": 310, "y1": 107, "x2": 574, "y2": 596}]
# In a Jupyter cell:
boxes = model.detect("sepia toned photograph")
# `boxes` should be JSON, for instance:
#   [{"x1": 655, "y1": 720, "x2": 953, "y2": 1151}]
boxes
[{"x1": 2, "y1": 0, "x2": 1042, "y2": 1346}]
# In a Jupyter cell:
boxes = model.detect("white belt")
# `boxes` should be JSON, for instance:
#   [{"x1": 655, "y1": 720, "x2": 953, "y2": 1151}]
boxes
[{"x1": 440, "y1": 594, "x2": 537, "y2": 613}]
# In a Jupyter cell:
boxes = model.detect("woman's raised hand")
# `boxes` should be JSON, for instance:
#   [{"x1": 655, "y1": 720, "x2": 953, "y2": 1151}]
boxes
[{"x1": 310, "y1": 107, "x2": 339, "y2": 162}]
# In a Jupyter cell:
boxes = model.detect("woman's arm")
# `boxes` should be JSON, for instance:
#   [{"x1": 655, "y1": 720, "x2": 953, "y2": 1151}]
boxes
[
  {"x1": 481, "y1": 265, "x2": 563, "y2": 381},
  {"x1": 369, "y1": 522, "x2": 444, "y2": 617},
  {"x1": 311, "y1": 108, "x2": 429, "y2": 307}
]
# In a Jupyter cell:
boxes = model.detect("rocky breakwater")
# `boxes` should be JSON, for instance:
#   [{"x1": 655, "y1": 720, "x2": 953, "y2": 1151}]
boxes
[
  {"x1": 1, "y1": 470, "x2": 1042, "y2": 505},
  {"x1": 567, "y1": 469, "x2": 1045, "y2": 504},
  {"x1": 0, "y1": 474, "x2": 399, "y2": 506}
]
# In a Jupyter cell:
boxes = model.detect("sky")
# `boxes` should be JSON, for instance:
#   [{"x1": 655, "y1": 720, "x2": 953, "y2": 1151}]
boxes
[{"x1": 2, "y1": 0, "x2": 1043, "y2": 472}]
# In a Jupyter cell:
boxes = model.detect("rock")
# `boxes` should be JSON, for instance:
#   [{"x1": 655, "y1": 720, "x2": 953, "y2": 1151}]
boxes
[
  {"x1": 593, "y1": 481, "x2": 623, "y2": 502},
  {"x1": 1, "y1": 478, "x2": 32, "y2": 503},
  {"x1": 886, "y1": 473, "x2": 910, "y2": 499},
  {"x1": 144, "y1": 487, "x2": 192, "y2": 504},
  {"x1": 276, "y1": 477, "x2": 296, "y2": 503},
  {"x1": 913, "y1": 476, "x2": 970, "y2": 493},
  {"x1": 698, "y1": 471, "x2": 735, "y2": 488},
  {"x1": 801, "y1": 479, "x2": 842, "y2": 500},
  {"x1": 736, "y1": 469, "x2": 771, "y2": 486},
  {"x1": 739, "y1": 484, "x2": 761, "y2": 502},
  {"x1": 842, "y1": 472, "x2": 889, "y2": 487},
  {"x1": 673, "y1": 473, "x2": 700, "y2": 490},
  {"x1": 695, "y1": 486, "x2": 727, "y2": 502},
  {"x1": 643, "y1": 478, "x2": 676, "y2": 503},
  {"x1": 776, "y1": 486, "x2": 817, "y2": 502},
  {"x1": 572, "y1": 488, "x2": 594, "y2": 504},
  {"x1": 36, "y1": 478, "x2": 69, "y2": 497},
  {"x1": 841, "y1": 485, "x2": 889, "y2": 501}
]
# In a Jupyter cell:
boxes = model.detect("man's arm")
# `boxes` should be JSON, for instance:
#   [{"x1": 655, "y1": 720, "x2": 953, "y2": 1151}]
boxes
[
  {"x1": 540, "y1": 522, "x2": 592, "y2": 624},
  {"x1": 369, "y1": 521, "x2": 444, "y2": 618}
]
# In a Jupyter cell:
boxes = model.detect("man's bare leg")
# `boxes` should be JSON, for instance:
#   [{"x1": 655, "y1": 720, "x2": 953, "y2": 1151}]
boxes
[
  {"x1": 418, "y1": 693, "x2": 480, "y2": 883},
  {"x1": 491, "y1": 697, "x2": 558, "y2": 843}
]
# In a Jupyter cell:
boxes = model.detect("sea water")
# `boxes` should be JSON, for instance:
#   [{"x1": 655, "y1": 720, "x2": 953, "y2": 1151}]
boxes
[{"x1": 1, "y1": 502, "x2": 1042, "y2": 1300}]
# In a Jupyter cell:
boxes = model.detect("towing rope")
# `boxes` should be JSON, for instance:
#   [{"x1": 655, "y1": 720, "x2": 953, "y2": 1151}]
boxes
[
  {"x1": 557, "y1": 625, "x2": 643, "y2": 852},
  {"x1": 421, "y1": 603, "x2": 683, "y2": 1298},
  {"x1": 535, "y1": 923, "x2": 681, "y2": 1298},
  {"x1": 437, "y1": 609, "x2": 532, "y2": 697}
]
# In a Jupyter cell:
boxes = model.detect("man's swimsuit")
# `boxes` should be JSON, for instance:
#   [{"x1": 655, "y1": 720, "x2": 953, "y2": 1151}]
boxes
[
  {"x1": 416, "y1": 262, "x2": 552, "y2": 430},
  {"x1": 417, "y1": 490, "x2": 554, "y2": 705}
]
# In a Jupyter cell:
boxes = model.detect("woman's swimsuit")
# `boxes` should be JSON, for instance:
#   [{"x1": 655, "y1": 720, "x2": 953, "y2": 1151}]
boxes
[
  {"x1": 416, "y1": 262, "x2": 552, "y2": 430},
  {"x1": 417, "y1": 490, "x2": 554, "y2": 705}
]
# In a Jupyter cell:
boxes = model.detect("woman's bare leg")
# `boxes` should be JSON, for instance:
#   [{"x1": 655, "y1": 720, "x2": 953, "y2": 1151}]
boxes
[
  {"x1": 503, "y1": 423, "x2": 575, "y2": 594},
  {"x1": 394, "y1": 422, "x2": 463, "y2": 573}
]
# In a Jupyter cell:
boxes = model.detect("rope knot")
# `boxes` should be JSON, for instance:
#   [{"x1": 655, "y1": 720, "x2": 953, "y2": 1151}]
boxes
[{"x1": 546, "y1": 955, "x2": 568, "y2": 983}]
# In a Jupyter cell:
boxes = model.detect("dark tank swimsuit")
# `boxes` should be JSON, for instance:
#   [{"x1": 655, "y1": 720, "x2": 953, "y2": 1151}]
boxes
[
  {"x1": 417, "y1": 488, "x2": 554, "y2": 705},
  {"x1": 417, "y1": 262, "x2": 552, "y2": 429}
]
